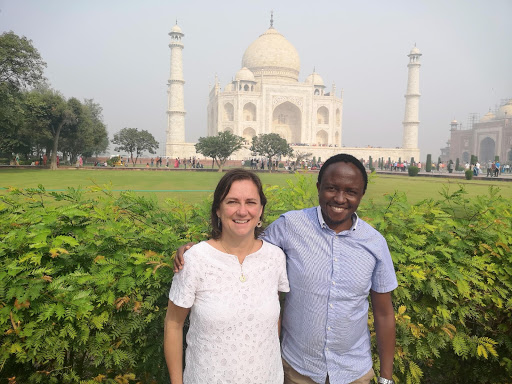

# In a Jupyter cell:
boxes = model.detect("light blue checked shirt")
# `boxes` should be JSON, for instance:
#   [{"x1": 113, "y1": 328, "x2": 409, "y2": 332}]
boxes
[{"x1": 263, "y1": 207, "x2": 397, "y2": 384}]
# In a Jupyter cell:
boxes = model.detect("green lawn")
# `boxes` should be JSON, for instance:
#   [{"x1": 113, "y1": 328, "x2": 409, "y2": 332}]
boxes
[{"x1": 1, "y1": 168, "x2": 511, "y2": 205}]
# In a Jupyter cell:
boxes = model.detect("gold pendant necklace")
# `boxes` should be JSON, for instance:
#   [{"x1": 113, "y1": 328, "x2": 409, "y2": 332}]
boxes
[{"x1": 220, "y1": 241, "x2": 248, "y2": 283}]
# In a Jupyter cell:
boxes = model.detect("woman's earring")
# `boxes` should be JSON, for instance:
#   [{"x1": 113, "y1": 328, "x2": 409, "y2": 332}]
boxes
[
  {"x1": 218, "y1": 217, "x2": 221, "y2": 227},
  {"x1": 257, "y1": 220, "x2": 262, "y2": 228}
]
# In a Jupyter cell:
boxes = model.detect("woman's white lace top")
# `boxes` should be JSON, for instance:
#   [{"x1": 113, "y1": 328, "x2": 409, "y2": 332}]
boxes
[{"x1": 169, "y1": 240, "x2": 290, "y2": 384}]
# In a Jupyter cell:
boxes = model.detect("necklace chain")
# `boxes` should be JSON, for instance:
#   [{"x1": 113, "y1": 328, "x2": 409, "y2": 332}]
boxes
[{"x1": 219, "y1": 241, "x2": 247, "y2": 283}]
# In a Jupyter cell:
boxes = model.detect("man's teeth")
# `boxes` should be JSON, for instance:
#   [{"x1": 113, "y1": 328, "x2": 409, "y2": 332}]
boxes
[{"x1": 331, "y1": 207, "x2": 345, "y2": 212}]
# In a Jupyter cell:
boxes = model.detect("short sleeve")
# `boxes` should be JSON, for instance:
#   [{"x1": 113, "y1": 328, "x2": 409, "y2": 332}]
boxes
[
  {"x1": 371, "y1": 236, "x2": 398, "y2": 293},
  {"x1": 262, "y1": 215, "x2": 288, "y2": 249},
  {"x1": 277, "y1": 248, "x2": 290, "y2": 293},
  {"x1": 169, "y1": 249, "x2": 200, "y2": 308}
]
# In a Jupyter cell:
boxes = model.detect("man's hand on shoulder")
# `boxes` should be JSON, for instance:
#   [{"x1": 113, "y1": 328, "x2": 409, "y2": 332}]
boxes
[{"x1": 173, "y1": 242, "x2": 195, "y2": 273}]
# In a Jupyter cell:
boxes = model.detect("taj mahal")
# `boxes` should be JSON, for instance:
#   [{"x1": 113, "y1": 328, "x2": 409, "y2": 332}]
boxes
[{"x1": 165, "y1": 16, "x2": 421, "y2": 164}]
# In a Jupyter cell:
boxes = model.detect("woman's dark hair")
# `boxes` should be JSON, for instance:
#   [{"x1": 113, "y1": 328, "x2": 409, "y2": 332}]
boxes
[
  {"x1": 211, "y1": 169, "x2": 267, "y2": 240},
  {"x1": 318, "y1": 153, "x2": 368, "y2": 193}
]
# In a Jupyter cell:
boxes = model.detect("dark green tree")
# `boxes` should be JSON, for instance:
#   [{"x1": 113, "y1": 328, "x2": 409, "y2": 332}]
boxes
[
  {"x1": 59, "y1": 99, "x2": 109, "y2": 163},
  {"x1": 195, "y1": 131, "x2": 246, "y2": 172},
  {"x1": 426, "y1": 154, "x2": 432, "y2": 172},
  {"x1": 455, "y1": 158, "x2": 460, "y2": 171},
  {"x1": 437, "y1": 156, "x2": 441, "y2": 171},
  {"x1": 0, "y1": 31, "x2": 46, "y2": 157},
  {"x1": 250, "y1": 133, "x2": 293, "y2": 172},
  {"x1": 24, "y1": 88, "x2": 79, "y2": 170},
  {"x1": 471, "y1": 154, "x2": 478, "y2": 165},
  {"x1": 112, "y1": 128, "x2": 159, "y2": 166}
]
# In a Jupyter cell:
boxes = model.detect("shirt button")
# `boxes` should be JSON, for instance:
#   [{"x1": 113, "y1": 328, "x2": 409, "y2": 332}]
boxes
[
  {"x1": 332, "y1": 281, "x2": 335, "y2": 285},
  {"x1": 328, "y1": 327, "x2": 331, "y2": 331},
  {"x1": 326, "y1": 347, "x2": 329, "y2": 351},
  {"x1": 334, "y1": 258, "x2": 338, "y2": 261},
  {"x1": 329, "y1": 304, "x2": 333, "y2": 308}
]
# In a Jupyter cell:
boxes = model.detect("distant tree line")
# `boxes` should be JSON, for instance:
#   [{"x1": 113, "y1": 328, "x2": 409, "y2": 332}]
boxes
[{"x1": 0, "y1": 31, "x2": 109, "y2": 169}]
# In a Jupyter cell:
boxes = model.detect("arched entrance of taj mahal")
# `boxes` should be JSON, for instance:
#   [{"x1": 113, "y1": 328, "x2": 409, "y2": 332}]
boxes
[
  {"x1": 272, "y1": 102, "x2": 301, "y2": 143},
  {"x1": 479, "y1": 137, "x2": 496, "y2": 163}
]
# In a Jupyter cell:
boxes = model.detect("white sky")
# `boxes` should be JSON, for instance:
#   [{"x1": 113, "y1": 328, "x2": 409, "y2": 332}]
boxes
[{"x1": 1, "y1": 0, "x2": 511, "y2": 159}]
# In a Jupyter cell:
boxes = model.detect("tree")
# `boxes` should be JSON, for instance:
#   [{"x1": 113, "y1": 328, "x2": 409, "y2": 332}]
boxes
[
  {"x1": 0, "y1": 31, "x2": 46, "y2": 89},
  {"x1": 59, "y1": 99, "x2": 109, "y2": 162},
  {"x1": 0, "y1": 32, "x2": 46, "y2": 157},
  {"x1": 293, "y1": 151, "x2": 312, "y2": 170},
  {"x1": 195, "y1": 131, "x2": 246, "y2": 172},
  {"x1": 251, "y1": 133, "x2": 293, "y2": 172},
  {"x1": 24, "y1": 88, "x2": 79, "y2": 170},
  {"x1": 426, "y1": 154, "x2": 432, "y2": 172},
  {"x1": 112, "y1": 128, "x2": 159, "y2": 166}
]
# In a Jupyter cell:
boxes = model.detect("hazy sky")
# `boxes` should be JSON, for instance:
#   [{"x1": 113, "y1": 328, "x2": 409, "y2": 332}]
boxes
[{"x1": 2, "y1": 0, "x2": 511, "y2": 159}]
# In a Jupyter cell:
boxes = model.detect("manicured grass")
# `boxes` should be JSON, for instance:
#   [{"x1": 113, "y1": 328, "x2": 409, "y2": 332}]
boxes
[{"x1": 1, "y1": 168, "x2": 511, "y2": 205}]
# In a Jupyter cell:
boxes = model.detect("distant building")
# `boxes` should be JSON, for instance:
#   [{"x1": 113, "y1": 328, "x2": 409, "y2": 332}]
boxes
[
  {"x1": 440, "y1": 99, "x2": 512, "y2": 164},
  {"x1": 166, "y1": 16, "x2": 421, "y2": 164}
]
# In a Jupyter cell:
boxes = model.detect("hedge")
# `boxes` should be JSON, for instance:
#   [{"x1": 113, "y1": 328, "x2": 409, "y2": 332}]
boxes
[{"x1": 1, "y1": 175, "x2": 511, "y2": 383}]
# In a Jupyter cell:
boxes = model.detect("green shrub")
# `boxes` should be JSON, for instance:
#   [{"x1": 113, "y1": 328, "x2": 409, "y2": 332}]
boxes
[
  {"x1": 0, "y1": 185, "x2": 210, "y2": 383},
  {"x1": 407, "y1": 166, "x2": 419, "y2": 176},
  {"x1": 465, "y1": 169, "x2": 473, "y2": 180},
  {"x1": 1, "y1": 175, "x2": 511, "y2": 384}
]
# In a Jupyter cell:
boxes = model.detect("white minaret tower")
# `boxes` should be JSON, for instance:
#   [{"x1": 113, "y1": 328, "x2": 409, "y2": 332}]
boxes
[
  {"x1": 402, "y1": 45, "x2": 421, "y2": 149},
  {"x1": 165, "y1": 22, "x2": 186, "y2": 157}
]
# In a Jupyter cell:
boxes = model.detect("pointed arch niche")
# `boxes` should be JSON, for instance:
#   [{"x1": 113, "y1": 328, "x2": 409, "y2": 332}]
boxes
[
  {"x1": 243, "y1": 102, "x2": 257, "y2": 121},
  {"x1": 223, "y1": 103, "x2": 234, "y2": 122},
  {"x1": 272, "y1": 102, "x2": 302, "y2": 143}
]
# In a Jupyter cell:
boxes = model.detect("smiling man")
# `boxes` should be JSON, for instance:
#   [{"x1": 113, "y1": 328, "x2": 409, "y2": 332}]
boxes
[{"x1": 262, "y1": 153, "x2": 397, "y2": 384}]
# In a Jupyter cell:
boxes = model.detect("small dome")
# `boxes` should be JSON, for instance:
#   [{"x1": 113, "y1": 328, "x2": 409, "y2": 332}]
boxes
[
  {"x1": 496, "y1": 99, "x2": 512, "y2": 119},
  {"x1": 480, "y1": 110, "x2": 496, "y2": 122},
  {"x1": 242, "y1": 27, "x2": 300, "y2": 83},
  {"x1": 235, "y1": 67, "x2": 255, "y2": 82},
  {"x1": 305, "y1": 72, "x2": 325, "y2": 87},
  {"x1": 171, "y1": 24, "x2": 182, "y2": 34},
  {"x1": 410, "y1": 46, "x2": 421, "y2": 55},
  {"x1": 451, "y1": 119, "x2": 458, "y2": 124}
]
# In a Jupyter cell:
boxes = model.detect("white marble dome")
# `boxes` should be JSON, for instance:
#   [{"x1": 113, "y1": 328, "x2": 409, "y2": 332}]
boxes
[
  {"x1": 410, "y1": 46, "x2": 421, "y2": 55},
  {"x1": 171, "y1": 24, "x2": 182, "y2": 34},
  {"x1": 242, "y1": 27, "x2": 300, "y2": 83},
  {"x1": 235, "y1": 67, "x2": 255, "y2": 82},
  {"x1": 305, "y1": 72, "x2": 325, "y2": 86},
  {"x1": 496, "y1": 99, "x2": 512, "y2": 119}
]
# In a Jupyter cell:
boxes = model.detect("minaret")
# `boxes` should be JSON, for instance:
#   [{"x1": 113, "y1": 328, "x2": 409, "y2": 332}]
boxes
[
  {"x1": 402, "y1": 45, "x2": 421, "y2": 149},
  {"x1": 166, "y1": 22, "x2": 186, "y2": 157}
]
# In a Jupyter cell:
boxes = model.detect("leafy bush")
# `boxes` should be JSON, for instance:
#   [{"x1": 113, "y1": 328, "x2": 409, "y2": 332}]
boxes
[
  {"x1": 408, "y1": 166, "x2": 419, "y2": 176},
  {"x1": 0, "y1": 185, "x2": 210, "y2": 383},
  {"x1": 1, "y1": 175, "x2": 511, "y2": 383},
  {"x1": 465, "y1": 169, "x2": 473, "y2": 180}
]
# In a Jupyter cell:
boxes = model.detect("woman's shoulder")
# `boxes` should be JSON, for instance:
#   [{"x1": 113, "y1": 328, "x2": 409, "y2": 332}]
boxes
[{"x1": 261, "y1": 240, "x2": 286, "y2": 258}]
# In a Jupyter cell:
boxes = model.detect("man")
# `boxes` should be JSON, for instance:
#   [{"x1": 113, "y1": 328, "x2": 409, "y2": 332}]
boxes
[{"x1": 174, "y1": 154, "x2": 397, "y2": 384}]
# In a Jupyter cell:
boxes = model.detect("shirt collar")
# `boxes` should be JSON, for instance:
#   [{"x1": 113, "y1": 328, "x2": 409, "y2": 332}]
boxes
[{"x1": 316, "y1": 206, "x2": 359, "y2": 233}]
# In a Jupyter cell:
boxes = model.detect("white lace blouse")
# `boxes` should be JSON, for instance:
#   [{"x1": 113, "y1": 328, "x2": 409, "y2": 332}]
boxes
[{"x1": 169, "y1": 240, "x2": 290, "y2": 384}]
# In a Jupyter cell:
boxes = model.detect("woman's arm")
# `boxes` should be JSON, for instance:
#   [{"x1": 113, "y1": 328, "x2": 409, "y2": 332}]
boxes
[{"x1": 164, "y1": 299, "x2": 191, "y2": 384}]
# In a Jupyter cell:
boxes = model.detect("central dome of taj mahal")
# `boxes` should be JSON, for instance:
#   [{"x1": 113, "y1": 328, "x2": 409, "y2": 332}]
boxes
[{"x1": 242, "y1": 26, "x2": 300, "y2": 83}]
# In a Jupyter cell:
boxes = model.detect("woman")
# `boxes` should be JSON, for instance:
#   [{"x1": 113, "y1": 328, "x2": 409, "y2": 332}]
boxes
[{"x1": 164, "y1": 169, "x2": 289, "y2": 384}]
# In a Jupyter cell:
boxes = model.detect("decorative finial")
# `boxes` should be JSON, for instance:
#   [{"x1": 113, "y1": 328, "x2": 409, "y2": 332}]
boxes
[
  {"x1": 176, "y1": 19, "x2": 178, "y2": 25},
  {"x1": 270, "y1": 10, "x2": 274, "y2": 27},
  {"x1": 313, "y1": 66, "x2": 316, "y2": 73}
]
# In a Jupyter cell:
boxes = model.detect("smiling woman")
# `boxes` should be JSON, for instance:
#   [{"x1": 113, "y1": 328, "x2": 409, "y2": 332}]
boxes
[{"x1": 163, "y1": 169, "x2": 290, "y2": 384}]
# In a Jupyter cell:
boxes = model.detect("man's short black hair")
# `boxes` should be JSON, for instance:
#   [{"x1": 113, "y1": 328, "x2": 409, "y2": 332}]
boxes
[{"x1": 317, "y1": 154, "x2": 368, "y2": 193}]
